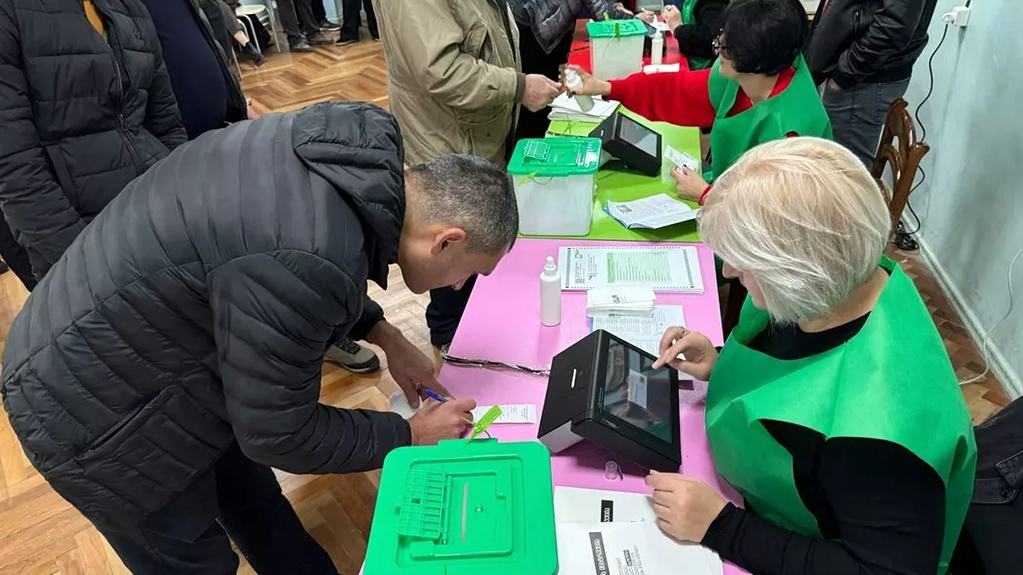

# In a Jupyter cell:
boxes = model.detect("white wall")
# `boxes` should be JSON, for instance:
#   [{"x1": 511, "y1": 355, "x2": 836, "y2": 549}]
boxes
[{"x1": 904, "y1": 0, "x2": 1023, "y2": 396}]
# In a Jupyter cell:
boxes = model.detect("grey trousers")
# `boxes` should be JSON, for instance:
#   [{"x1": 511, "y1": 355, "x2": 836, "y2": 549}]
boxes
[{"x1": 821, "y1": 78, "x2": 911, "y2": 168}]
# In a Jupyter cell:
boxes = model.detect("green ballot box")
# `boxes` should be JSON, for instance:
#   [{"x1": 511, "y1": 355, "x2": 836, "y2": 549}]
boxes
[{"x1": 364, "y1": 439, "x2": 558, "y2": 575}]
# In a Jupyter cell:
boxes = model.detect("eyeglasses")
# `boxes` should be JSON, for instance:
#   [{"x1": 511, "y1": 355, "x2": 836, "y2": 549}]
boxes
[{"x1": 712, "y1": 34, "x2": 727, "y2": 56}]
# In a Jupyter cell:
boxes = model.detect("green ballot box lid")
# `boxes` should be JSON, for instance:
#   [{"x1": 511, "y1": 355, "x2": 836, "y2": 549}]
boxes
[
  {"x1": 364, "y1": 439, "x2": 558, "y2": 575},
  {"x1": 586, "y1": 19, "x2": 648, "y2": 39},
  {"x1": 507, "y1": 137, "x2": 601, "y2": 178}
]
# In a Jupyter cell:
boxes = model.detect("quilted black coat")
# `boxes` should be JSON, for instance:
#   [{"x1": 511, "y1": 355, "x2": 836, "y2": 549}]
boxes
[
  {"x1": 0, "y1": 0, "x2": 187, "y2": 276},
  {"x1": 1, "y1": 102, "x2": 413, "y2": 530},
  {"x1": 509, "y1": 0, "x2": 629, "y2": 54}
]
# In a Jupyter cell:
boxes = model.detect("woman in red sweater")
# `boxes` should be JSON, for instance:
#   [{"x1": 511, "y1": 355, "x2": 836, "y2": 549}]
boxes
[{"x1": 568, "y1": 0, "x2": 831, "y2": 204}]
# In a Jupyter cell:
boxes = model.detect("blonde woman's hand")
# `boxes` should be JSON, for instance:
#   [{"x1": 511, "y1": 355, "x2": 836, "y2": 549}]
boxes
[
  {"x1": 653, "y1": 327, "x2": 717, "y2": 381},
  {"x1": 647, "y1": 471, "x2": 727, "y2": 542}
]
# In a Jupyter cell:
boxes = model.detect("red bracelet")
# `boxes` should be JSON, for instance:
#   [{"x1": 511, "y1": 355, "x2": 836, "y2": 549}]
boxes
[{"x1": 698, "y1": 185, "x2": 713, "y2": 206}]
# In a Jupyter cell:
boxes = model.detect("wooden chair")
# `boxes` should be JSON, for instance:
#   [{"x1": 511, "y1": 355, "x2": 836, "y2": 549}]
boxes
[{"x1": 870, "y1": 98, "x2": 931, "y2": 239}]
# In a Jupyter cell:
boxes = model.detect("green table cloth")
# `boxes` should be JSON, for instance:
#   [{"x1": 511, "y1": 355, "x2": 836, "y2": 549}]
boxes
[{"x1": 540, "y1": 108, "x2": 703, "y2": 242}]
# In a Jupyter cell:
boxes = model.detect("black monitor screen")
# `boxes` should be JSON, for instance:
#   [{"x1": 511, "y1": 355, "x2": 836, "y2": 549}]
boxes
[
  {"x1": 617, "y1": 116, "x2": 659, "y2": 157},
  {"x1": 600, "y1": 340, "x2": 673, "y2": 442}
]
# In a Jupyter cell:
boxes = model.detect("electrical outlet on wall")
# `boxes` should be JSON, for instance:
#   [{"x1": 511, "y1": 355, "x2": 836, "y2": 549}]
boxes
[{"x1": 942, "y1": 6, "x2": 971, "y2": 27}]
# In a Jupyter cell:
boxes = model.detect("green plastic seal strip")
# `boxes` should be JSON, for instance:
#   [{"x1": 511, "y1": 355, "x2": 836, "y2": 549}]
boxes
[{"x1": 469, "y1": 406, "x2": 503, "y2": 441}]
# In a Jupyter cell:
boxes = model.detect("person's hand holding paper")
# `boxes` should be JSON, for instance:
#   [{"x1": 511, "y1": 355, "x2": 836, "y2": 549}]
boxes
[{"x1": 647, "y1": 471, "x2": 727, "y2": 543}]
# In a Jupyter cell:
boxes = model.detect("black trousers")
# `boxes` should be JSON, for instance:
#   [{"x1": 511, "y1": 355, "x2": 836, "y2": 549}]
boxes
[
  {"x1": 99, "y1": 444, "x2": 337, "y2": 575},
  {"x1": 426, "y1": 276, "x2": 477, "y2": 348},
  {"x1": 0, "y1": 215, "x2": 37, "y2": 291},
  {"x1": 277, "y1": 0, "x2": 320, "y2": 41},
  {"x1": 950, "y1": 397, "x2": 1023, "y2": 575},
  {"x1": 340, "y1": 0, "x2": 377, "y2": 39},
  {"x1": 514, "y1": 22, "x2": 575, "y2": 141},
  {"x1": 312, "y1": 0, "x2": 326, "y2": 22}
]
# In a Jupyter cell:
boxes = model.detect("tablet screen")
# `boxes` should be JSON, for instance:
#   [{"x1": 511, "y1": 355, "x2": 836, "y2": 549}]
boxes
[
  {"x1": 617, "y1": 116, "x2": 660, "y2": 157},
  {"x1": 600, "y1": 339, "x2": 673, "y2": 442}
]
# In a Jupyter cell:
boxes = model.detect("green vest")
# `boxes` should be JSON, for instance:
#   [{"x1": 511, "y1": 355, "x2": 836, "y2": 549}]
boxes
[
  {"x1": 681, "y1": 0, "x2": 714, "y2": 71},
  {"x1": 705, "y1": 259, "x2": 976, "y2": 574},
  {"x1": 705, "y1": 55, "x2": 832, "y2": 181}
]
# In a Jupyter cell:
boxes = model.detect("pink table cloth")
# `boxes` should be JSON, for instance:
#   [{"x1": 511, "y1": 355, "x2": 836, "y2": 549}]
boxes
[{"x1": 438, "y1": 238, "x2": 748, "y2": 575}]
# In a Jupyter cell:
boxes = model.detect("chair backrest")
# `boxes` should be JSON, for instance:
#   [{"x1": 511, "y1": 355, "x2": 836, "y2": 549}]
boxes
[{"x1": 870, "y1": 98, "x2": 931, "y2": 238}]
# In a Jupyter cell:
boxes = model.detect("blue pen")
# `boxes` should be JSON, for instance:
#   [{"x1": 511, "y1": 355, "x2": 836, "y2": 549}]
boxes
[{"x1": 423, "y1": 389, "x2": 447, "y2": 403}]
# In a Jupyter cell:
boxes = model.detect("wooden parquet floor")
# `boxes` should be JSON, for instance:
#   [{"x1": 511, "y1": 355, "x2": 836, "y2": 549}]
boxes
[{"x1": 0, "y1": 34, "x2": 1012, "y2": 574}]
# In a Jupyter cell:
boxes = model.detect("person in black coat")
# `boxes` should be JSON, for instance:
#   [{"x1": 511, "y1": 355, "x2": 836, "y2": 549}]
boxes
[
  {"x1": 805, "y1": 0, "x2": 939, "y2": 165},
  {"x1": 0, "y1": 0, "x2": 187, "y2": 279},
  {"x1": 139, "y1": 0, "x2": 249, "y2": 139},
  {"x1": 1, "y1": 102, "x2": 519, "y2": 574}
]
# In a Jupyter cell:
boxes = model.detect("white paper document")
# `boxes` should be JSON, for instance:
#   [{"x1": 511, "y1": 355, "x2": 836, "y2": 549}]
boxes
[
  {"x1": 556, "y1": 522, "x2": 723, "y2": 575},
  {"x1": 549, "y1": 92, "x2": 621, "y2": 123},
  {"x1": 471, "y1": 404, "x2": 536, "y2": 424},
  {"x1": 555, "y1": 487, "x2": 657, "y2": 524},
  {"x1": 591, "y1": 306, "x2": 685, "y2": 358},
  {"x1": 664, "y1": 146, "x2": 700, "y2": 172},
  {"x1": 606, "y1": 194, "x2": 700, "y2": 231},
  {"x1": 586, "y1": 286, "x2": 657, "y2": 316},
  {"x1": 558, "y1": 246, "x2": 704, "y2": 293}
]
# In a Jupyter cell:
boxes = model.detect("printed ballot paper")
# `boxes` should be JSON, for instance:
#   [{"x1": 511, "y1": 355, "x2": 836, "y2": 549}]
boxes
[
  {"x1": 590, "y1": 306, "x2": 685, "y2": 358},
  {"x1": 554, "y1": 487, "x2": 723, "y2": 575},
  {"x1": 606, "y1": 194, "x2": 700, "y2": 231},
  {"x1": 558, "y1": 246, "x2": 704, "y2": 293},
  {"x1": 556, "y1": 522, "x2": 724, "y2": 575}
]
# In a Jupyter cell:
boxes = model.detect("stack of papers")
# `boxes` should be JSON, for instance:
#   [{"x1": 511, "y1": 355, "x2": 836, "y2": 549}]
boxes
[
  {"x1": 554, "y1": 487, "x2": 724, "y2": 575},
  {"x1": 586, "y1": 286, "x2": 656, "y2": 317},
  {"x1": 558, "y1": 246, "x2": 705, "y2": 293},
  {"x1": 591, "y1": 305, "x2": 685, "y2": 358},
  {"x1": 548, "y1": 92, "x2": 620, "y2": 123},
  {"x1": 607, "y1": 194, "x2": 700, "y2": 230}
]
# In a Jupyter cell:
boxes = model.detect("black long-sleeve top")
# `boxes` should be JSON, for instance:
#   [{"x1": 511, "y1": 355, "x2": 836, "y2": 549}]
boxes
[
  {"x1": 700, "y1": 312, "x2": 948, "y2": 575},
  {"x1": 673, "y1": 0, "x2": 729, "y2": 62}
]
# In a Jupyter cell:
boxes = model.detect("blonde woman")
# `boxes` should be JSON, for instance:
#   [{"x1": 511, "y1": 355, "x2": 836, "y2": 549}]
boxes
[{"x1": 649, "y1": 138, "x2": 976, "y2": 575}]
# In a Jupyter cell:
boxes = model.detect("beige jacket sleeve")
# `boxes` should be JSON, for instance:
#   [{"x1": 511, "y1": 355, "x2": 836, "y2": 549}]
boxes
[{"x1": 387, "y1": 0, "x2": 520, "y2": 111}]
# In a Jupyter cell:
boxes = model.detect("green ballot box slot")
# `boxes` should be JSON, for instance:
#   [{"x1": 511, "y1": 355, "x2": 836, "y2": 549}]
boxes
[{"x1": 365, "y1": 439, "x2": 558, "y2": 575}]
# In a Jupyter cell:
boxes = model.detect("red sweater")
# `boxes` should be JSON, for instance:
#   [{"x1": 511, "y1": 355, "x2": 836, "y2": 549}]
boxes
[{"x1": 608, "y1": 67, "x2": 796, "y2": 128}]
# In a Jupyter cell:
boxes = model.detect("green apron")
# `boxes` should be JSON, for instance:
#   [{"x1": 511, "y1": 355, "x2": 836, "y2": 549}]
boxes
[
  {"x1": 705, "y1": 258, "x2": 976, "y2": 574},
  {"x1": 680, "y1": 0, "x2": 715, "y2": 71},
  {"x1": 704, "y1": 55, "x2": 832, "y2": 181}
]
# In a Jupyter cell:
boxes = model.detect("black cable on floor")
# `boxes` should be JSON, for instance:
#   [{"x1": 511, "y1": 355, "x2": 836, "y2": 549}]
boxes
[{"x1": 893, "y1": 23, "x2": 949, "y2": 252}]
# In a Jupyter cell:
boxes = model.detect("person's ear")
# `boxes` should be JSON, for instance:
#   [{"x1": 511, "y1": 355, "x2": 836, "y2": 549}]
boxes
[{"x1": 430, "y1": 228, "x2": 467, "y2": 255}]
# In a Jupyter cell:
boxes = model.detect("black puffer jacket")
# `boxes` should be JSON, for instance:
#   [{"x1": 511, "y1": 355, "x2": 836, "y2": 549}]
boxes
[
  {"x1": 510, "y1": 0, "x2": 629, "y2": 54},
  {"x1": 1, "y1": 102, "x2": 412, "y2": 530},
  {"x1": 0, "y1": 0, "x2": 187, "y2": 276},
  {"x1": 805, "y1": 0, "x2": 939, "y2": 88}
]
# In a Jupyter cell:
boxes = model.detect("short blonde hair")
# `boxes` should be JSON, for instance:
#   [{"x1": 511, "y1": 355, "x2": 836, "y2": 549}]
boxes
[{"x1": 699, "y1": 138, "x2": 890, "y2": 324}]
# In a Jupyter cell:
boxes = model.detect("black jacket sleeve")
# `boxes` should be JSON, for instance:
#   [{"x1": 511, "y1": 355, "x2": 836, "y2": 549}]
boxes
[
  {"x1": 209, "y1": 250, "x2": 412, "y2": 475},
  {"x1": 142, "y1": 17, "x2": 188, "y2": 151},
  {"x1": 832, "y1": 0, "x2": 929, "y2": 88},
  {"x1": 673, "y1": 0, "x2": 728, "y2": 61},
  {"x1": 349, "y1": 294, "x2": 385, "y2": 342},
  {"x1": 701, "y1": 437, "x2": 946, "y2": 575},
  {"x1": 0, "y1": 0, "x2": 86, "y2": 267}
]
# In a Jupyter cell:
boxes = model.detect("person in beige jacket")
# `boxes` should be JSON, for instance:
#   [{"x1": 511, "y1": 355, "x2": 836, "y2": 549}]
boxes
[
  {"x1": 373, "y1": 0, "x2": 561, "y2": 167},
  {"x1": 374, "y1": 0, "x2": 561, "y2": 348}
]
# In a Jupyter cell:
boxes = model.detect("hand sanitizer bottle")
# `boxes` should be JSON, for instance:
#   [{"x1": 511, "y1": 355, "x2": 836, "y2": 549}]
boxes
[
  {"x1": 564, "y1": 69, "x2": 594, "y2": 113},
  {"x1": 651, "y1": 30, "x2": 664, "y2": 66},
  {"x1": 540, "y1": 256, "x2": 562, "y2": 327}
]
